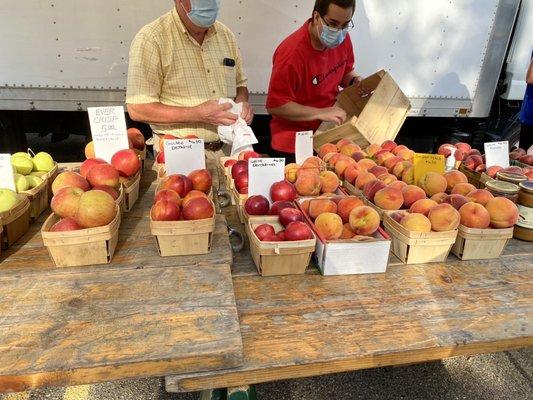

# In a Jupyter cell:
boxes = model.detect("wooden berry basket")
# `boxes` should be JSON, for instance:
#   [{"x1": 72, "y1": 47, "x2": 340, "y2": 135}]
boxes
[
  {"x1": 150, "y1": 214, "x2": 215, "y2": 257},
  {"x1": 41, "y1": 205, "x2": 121, "y2": 268},
  {"x1": 232, "y1": 187, "x2": 248, "y2": 223},
  {"x1": 0, "y1": 195, "x2": 30, "y2": 249},
  {"x1": 459, "y1": 163, "x2": 482, "y2": 189},
  {"x1": 383, "y1": 213, "x2": 458, "y2": 264},
  {"x1": 134, "y1": 146, "x2": 147, "y2": 172},
  {"x1": 362, "y1": 196, "x2": 407, "y2": 220},
  {"x1": 122, "y1": 172, "x2": 141, "y2": 212},
  {"x1": 43, "y1": 162, "x2": 59, "y2": 202},
  {"x1": 451, "y1": 225, "x2": 514, "y2": 260},
  {"x1": 116, "y1": 185, "x2": 125, "y2": 213},
  {"x1": 248, "y1": 218, "x2": 316, "y2": 276},
  {"x1": 21, "y1": 178, "x2": 50, "y2": 222}
]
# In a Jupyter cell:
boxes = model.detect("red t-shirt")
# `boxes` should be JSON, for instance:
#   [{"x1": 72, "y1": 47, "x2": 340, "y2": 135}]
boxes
[{"x1": 266, "y1": 20, "x2": 355, "y2": 154}]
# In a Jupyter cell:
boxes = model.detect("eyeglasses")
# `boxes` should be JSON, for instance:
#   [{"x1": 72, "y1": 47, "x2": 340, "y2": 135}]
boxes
[{"x1": 319, "y1": 14, "x2": 355, "y2": 32}]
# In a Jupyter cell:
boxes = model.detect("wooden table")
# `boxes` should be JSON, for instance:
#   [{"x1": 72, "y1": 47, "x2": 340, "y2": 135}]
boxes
[
  {"x1": 0, "y1": 169, "x2": 244, "y2": 393},
  {"x1": 165, "y1": 205, "x2": 533, "y2": 398}
]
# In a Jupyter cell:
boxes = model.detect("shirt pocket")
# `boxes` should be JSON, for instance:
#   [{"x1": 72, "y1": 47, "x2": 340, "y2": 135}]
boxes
[{"x1": 223, "y1": 62, "x2": 237, "y2": 99}]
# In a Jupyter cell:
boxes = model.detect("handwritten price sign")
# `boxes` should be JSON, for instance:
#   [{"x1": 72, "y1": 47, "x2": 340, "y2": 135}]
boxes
[
  {"x1": 248, "y1": 158, "x2": 285, "y2": 201},
  {"x1": 295, "y1": 131, "x2": 314, "y2": 164},
  {"x1": 0, "y1": 154, "x2": 16, "y2": 191},
  {"x1": 413, "y1": 153, "x2": 445, "y2": 184},
  {"x1": 164, "y1": 139, "x2": 206, "y2": 175},
  {"x1": 88, "y1": 106, "x2": 129, "y2": 163}
]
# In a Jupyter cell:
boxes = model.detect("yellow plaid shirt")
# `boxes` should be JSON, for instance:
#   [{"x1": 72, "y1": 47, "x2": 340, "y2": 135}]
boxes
[{"x1": 126, "y1": 8, "x2": 248, "y2": 142}]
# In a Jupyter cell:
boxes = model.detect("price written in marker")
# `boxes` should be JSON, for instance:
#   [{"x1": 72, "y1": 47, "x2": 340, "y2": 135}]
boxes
[
  {"x1": 164, "y1": 139, "x2": 206, "y2": 176},
  {"x1": 484, "y1": 141, "x2": 509, "y2": 168},
  {"x1": 88, "y1": 106, "x2": 129, "y2": 163},
  {"x1": 295, "y1": 131, "x2": 314, "y2": 165},
  {"x1": 0, "y1": 153, "x2": 16, "y2": 191},
  {"x1": 248, "y1": 158, "x2": 285, "y2": 202},
  {"x1": 413, "y1": 153, "x2": 446, "y2": 184}
]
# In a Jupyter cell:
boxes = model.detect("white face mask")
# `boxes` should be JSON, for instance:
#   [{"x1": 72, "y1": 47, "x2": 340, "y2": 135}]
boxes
[{"x1": 317, "y1": 17, "x2": 348, "y2": 48}]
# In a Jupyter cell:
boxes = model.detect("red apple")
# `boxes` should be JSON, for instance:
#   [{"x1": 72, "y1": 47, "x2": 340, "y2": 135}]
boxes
[
  {"x1": 244, "y1": 195, "x2": 270, "y2": 216},
  {"x1": 238, "y1": 186, "x2": 248, "y2": 194},
  {"x1": 269, "y1": 201, "x2": 295, "y2": 215},
  {"x1": 154, "y1": 189, "x2": 181, "y2": 206},
  {"x1": 239, "y1": 150, "x2": 260, "y2": 161},
  {"x1": 231, "y1": 160, "x2": 248, "y2": 179},
  {"x1": 254, "y1": 224, "x2": 276, "y2": 241},
  {"x1": 188, "y1": 169, "x2": 212, "y2": 193},
  {"x1": 111, "y1": 149, "x2": 141, "y2": 177},
  {"x1": 92, "y1": 185, "x2": 119, "y2": 201},
  {"x1": 182, "y1": 197, "x2": 214, "y2": 220},
  {"x1": 156, "y1": 151, "x2": 165, "y2": 164},
  {"x1": 270, "y1": 180, "x2": 297, "y2": 202},
  {"x1": 151, "y1": 200, "x2": 180, "y2": 221},
  {"x1": 51, "y1": 187, "x2": 84, "y2": 219},
  {"x1": 86, "y1": 164, "x2": 120, "y2": 188},
  {"x1": 276, "y1": 231, "x2": 286, "y2": 241},
  {"x1": 224, "y1": 159, "x2": 238, "y2": 167},
  {"x1": 284, "y1": 221, "x2": 314, "y2": 241},
  {"x1": 279, "y1": 207, "x2": 304, "y2": 227},
  {"x1": 50, "y1": 217, "x2": 81, "y2": 232},
  {"x1": 234, "y1": 171, "x2": 249, "y2": 191},
  {"x1": 160, "y1": 174, "x2": 193, "y2": 197},
  {"x1": 127, "y1": 128, "x2": 145, "y2": 151},
  {"x1": 80, "y1": 158, "x2": 107, "y2": 179}
]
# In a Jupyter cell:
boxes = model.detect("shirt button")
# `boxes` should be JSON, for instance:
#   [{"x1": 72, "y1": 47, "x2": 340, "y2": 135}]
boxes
[
  {"x1": 207, "y1": 69, "x2": 210, "y2": 73},
  {"x1": 212, "y1": 90, "x2": 216, "y2": 94}
]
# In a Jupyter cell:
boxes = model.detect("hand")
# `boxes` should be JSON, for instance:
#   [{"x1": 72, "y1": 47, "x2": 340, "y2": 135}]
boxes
[
  {"x1": 352, "y1": 76, "x2": 372, "y2": 96},
  {"x1": 195, "y1": 100, "x2": 238, "y2": 126},
  {"x1": 239, "y1": 101, "x2": 254, "y2": 125},
  {"x1": 317, "y1": 106, "x2": 347, "y2": 126}
]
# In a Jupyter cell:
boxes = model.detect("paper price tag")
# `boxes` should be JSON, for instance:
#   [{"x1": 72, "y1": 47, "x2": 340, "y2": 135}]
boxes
[
  {"x1": 0, "y1": 154, "x2": 16, "y2": 191},
  {"x1": 88, "y1": 106, "x2": 129, "y2": 163},
  {"x1": 484, "y1": 141, "x2": 509, "y2": 168},
  {"x1": 248, "y1": 158, "x2": 286, "y2": 202},
  {"x1": 164, "y1": 139, "x2": 206, "y2": 176},
  {"x1": 413, "y1": 153, "x2": 445, "y2": 184},
  {"x1": 295, "y1": 131, "x2": 314, "y2": 165}
]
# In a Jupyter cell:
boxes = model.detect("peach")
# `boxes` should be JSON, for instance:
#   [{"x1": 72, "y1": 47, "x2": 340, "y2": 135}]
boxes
[
  {"x1": 351, "y1": 151, "x2": 366, "y2": 162},
  {"x1": 501, "y1": 166, "x2": 523, "y2": 175},
  {"x1": 451, "y1": 182, "x2": 476, "y2": 196},
  {"x1": 84, "y1": 141, "x2": 95, "y2": 159},
  {"x1": 468, "y1": 149, "x2": 482, "y2": 157},
  {"x1": 324, "y1": 152, "x2": 342, "y2": 167},
  {"x1": 334, "y1": 157, "x2": 356, "y2": 177},
  {"x1": 300, "y1": 199, "x2": 311, "y2": 214},
  {"x1": 431, "y1": 192, "x2": 448, "y2": 204},
  {"x1": 308, "y1": 199, "x2": 337, "y2": 220},
  {"x1": 358, "y1": 158, "x2": 377, "y2": 171},
  {"x1": 368, "y1": 166, "x2": 388, "y2": 177},
  {"x1": 344, "y1": 164, "x2": 361, "y2": 184},
  {"x1": 392, "y1": 161, "x2": 412, "y2": 178},
  {"x1": 400, "y1": 213, "x2": 432, "y2": 232},
  {"x1": 418, "y1": 172, "x2": 447, "y2": 196},
  {"x1": 444, "y1": 170, "x2": 468, "y2": 192},
  {"x1": 389, "y1": 180, "x2": 408, "y2": 191},
  {"x1": 392, "y1": 145, "x2": 409, "y2": 155},
  {"x1": 339, "y1": 143, "x2": 361, "y2": 157},
  {"x1": 336, "y1": 138, "x2": 354, "y2": 151},
  {"x1": 459, "y1": 202, "x2": 490, "y2": 229},
  {"x1": 337, "y1": 197, "x2": 365, "y2": 223},
  {"x1": 397, "y1": 149, "x2": 415, "y2": 161},
  {"x1": 314, "y1": 212, "x2": 343, "y2": 240},
  {"x1": 427, "y1": 203, "x2": 460, "y2": 232},
  {"x1": 463, "y1": 155, "x2": 483, "y2": 171},
  {"x1": 377, "y1": 173, "x2": 397, "y2": 185},
  {"x1": 437, "y1": 143, "x2": 455, "y2": 157},
  {"x1": 366, "y1": 144, "x2": 382, "y2": 157},
  {"x1": 402, "y1": 185, "x2": 426, "y2": 208},
  {"x1": 295, "y1": 173, "x2": 322, "y2": 196},
  {"x1": 319, "y1": 171, "x2": 340, "y2": 193},
  {"x1": 349, "y1": 205, "x2": 380, "y2": 236},
  {"x1": 467, "y1": 189, "x2": 494, "y2": 206},
  {"x1": 76, "y1": 190, "x2": 116, "y2": 228},
  {"x1": 401, "y1": 165, "x2": 414, "y2": 184},
  {"x1": 340, "y1": 223, "x2": 356, "y2": 239},
  {"x1": 442, "y1": 194, "x2": 470, "y2": 210},
  {"x1": 455, "y1": 142, "x2": 472, "y2": 154},
  {"x1": 475, "y1": 164, "x2": 486, "y2": 173},
  {"x1": 376, "y1": 151, "x2": 394, "y2": 165},
  {"x1": 355, "y1": 172, "x2": 377, "y2": 189},
  {"x1": 51, "y1": 187, "x2": 84, "y2": 219},
  {"x1": 284, "y1": 163, "x2": 300, "y2": 183},
  {"x1": 381, "y1": 140, "x2": 397, "y2": 152},
  {"x1": 485, "y1": 197, "x2": 519, "y2": 228},
  {"x1": 486, "y1": 165, "x2": 503, "y2": 178},
  {"x1": 409, "y1": 198, "x2": 438, "y2": 216},
  {"x1": 374, "y1": 187, "x2": 404, "y2": 210},
  {"x1": 363, "y1": 179, "x2": 387, "y2": 202},
  {"x1": 318, "y1": 143, "x2": 338, "y2": 158},
  {"x1": 383, "y1": 156, "x2": 403, "y2": 171},
  {"x1": 52, "y1": 171, "x2": 90, "y2": 195}
]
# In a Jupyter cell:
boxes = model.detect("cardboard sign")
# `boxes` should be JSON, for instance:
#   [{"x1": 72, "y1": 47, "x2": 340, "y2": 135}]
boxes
[
  {"x1": 88, "y1": 106, "x2": 129, "y2": 163},
  {"x1": 0, "y1": 154, "x2": 16, "y2": 191},
  {"x1": 164, "y1": 139, "x2": 206, "y2": 176},
  {"x1": 248, "y1": 158, "x2": 285, "y2": 202},
  {"x1": 484, "y1": 141, "x2": 509, "y2": 168},
  {"x1": 413, "y1": 153, "x2": 445, "y2": 184},
  {"x1": 295, "y1": 131, "x2": 314, "y2": 165}
]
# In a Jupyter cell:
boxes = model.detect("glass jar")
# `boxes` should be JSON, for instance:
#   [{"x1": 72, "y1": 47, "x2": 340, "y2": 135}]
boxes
[
  {"x1": 496, "y1": 171, "x2": 528, "y2": 185},
  {"x1": 485, "y1": 179, "x2": 520, "y2": 203},
  {"x1": 514, "y1": 181, "x2": 533, "y2": 242}
]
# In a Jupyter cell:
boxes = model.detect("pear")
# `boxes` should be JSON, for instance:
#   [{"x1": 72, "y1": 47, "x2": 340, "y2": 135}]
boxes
[
  {"x1": 32, "y1": 152, "x2": 55, "y2": 172},
  {"x1": 0, "y1": 189, "x2": 19, "y2": 212},
  {"x1": 11, "y1": 152, "x2": 31, "y2": 159},
  {"x1": 14, "y1": 173, "x2": 29, "y2": 192},
  {"x1": 11, "y1": 155, "x2": 33, "y2": 175},
  {"x1": 26, "y1": 175, "x2": 44, "y2": 189}
]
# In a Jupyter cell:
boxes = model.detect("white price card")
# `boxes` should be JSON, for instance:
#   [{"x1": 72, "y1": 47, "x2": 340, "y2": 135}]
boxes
[
  {"x1": 295, "y1": 130, "x2": 314, "y2": 165},
  {"x1": 164, "y1": 139, "x2": 206, "y2": 176},
  {"x1": 0, "y1": 154, "x2": 16, "y2": 191},
  {"x1": 88, "y1": 106, "x2": 129, "y2": 163},
  {"x1": 484, "y1": 141, "x2": 509, "y2": 168},
  {"x1": 248, "y1": 158, "x2": 286, "y2": 202}
]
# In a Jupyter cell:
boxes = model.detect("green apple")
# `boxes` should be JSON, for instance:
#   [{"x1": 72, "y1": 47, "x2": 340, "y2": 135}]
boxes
[
  {"x1": 11, "y1": 152, "x2": 31, "y2": 159},
  {"x1": 14, "y1": 173, "x2": 29, "y2": 192},
  {"x1": 11, "y1": 155, "x2": 33, "y2": 175},
  {"x1": 26, "y1": 175, "x2": 44, "y2": 189},
  {"x1": 32, "y1": 152, "x2": 55, "y2": 172},
  {"x1": 0, "y1": 189, "x2": 19, "y2": 212}
]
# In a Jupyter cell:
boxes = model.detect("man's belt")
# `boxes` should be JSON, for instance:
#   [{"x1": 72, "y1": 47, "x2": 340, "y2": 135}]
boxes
[{"x1": 204, "y1": 140, "x2": 224, "y2": 152}]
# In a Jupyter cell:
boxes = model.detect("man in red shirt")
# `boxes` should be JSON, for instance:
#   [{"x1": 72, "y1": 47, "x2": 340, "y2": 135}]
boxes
[{"x1": 266, "y1": 0, "x2": 363, "y2": 158}]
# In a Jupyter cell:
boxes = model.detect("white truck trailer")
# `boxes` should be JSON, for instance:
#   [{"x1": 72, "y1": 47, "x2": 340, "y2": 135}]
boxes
[{"x1": 0, "y1": 0, "x2": 531, "y2": 149}]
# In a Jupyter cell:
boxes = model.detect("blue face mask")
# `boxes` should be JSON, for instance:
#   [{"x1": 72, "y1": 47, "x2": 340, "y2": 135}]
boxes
[
  {"x1": 185, "y1": 0, "x2": 220, "y2": 28},
  {"x1": 318, "y1": 20, "x2": 347, "y2": 48}
]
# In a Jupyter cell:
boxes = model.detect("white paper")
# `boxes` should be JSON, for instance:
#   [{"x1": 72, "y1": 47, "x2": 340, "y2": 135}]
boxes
[
  {"x1": 295, "y1": 131, "x2": 314, "y2": 165},
  {"x1": 484, "y1": 141, "x2": 509, "y2": 168},
  {"x1": 0, "y1": 154, "x2": 16, "y2": 191},
  {"x1": 248, "y1": 158, "x2": 285, "y2": 202},
  {"x1": 88, "y1": 106, "x2": 129, "y2": 163},
  {"x1": 164, "y1": 139, "x2": 206, "y2": 176}
]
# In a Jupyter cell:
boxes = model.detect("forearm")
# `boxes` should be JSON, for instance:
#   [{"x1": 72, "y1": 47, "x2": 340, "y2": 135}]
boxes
[
  {"x1": 235, "y1": 86, "x2": 249, "y2": 103},
  {"x1": 127, "y1": 102, "x2": 199, "y2": 125},
  {"x1": 268, "y1": 102, "x2": 321, "y2": 122}
]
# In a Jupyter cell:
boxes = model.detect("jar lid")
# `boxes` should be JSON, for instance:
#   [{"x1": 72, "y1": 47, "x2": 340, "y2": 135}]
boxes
[
  {"x1": 485, "y1": 179, "x2": 520, "y2": 194},
  {"x1": 519, "y1": 180, "x2": 533, "y2": 194},
  {"x1": 496, "y1": 171, "x2": 527, "y2": 184}
]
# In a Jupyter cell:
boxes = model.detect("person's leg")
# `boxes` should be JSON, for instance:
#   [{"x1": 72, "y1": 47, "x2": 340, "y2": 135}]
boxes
[{"x1": 519, "y1": 123, "x2": 533, "y2": 152}]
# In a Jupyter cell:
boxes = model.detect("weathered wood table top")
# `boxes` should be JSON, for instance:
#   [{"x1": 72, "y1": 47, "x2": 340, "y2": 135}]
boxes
[
  {"x1": 166, "y1": 203, "x2": 533, "y2": 393},
  {"x1": 0, "y1": 169, "x2": 243, "y2": 393}
]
